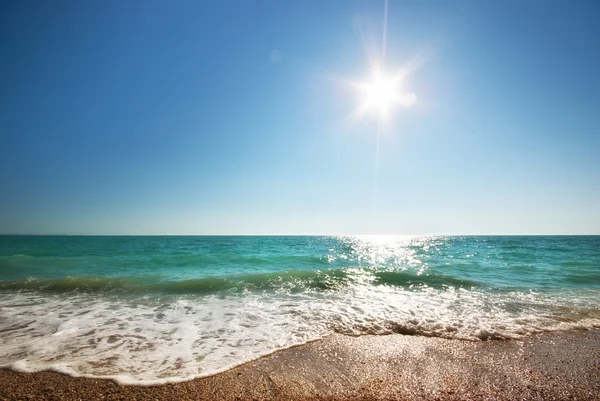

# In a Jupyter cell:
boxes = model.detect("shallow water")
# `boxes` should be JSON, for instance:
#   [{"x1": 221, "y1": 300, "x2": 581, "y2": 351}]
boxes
[{"x1": 1, "y1": 235, "x2": 599, "y2": 384}]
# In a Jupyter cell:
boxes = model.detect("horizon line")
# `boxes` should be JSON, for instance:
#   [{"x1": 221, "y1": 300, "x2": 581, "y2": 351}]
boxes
[{"x1": 1, "y1": 233, "x2": 599, "y2": 237}]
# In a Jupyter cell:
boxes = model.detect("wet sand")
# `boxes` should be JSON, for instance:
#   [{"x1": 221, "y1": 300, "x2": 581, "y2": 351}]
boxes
[{"x1": 1, "y1": 329, "x2": 599, "y2": 400}]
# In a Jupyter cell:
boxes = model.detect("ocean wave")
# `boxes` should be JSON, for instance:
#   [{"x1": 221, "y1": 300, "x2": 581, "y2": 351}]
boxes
[
  {"x1": 1, "y1": 235, "x2": 599, "y2": 384},
  {"x1": 1, "y1": 287, "x2": 599, "y2": 385},
  {"x1": 0, "y1": 268, "x2": 481, "y2": 295}
]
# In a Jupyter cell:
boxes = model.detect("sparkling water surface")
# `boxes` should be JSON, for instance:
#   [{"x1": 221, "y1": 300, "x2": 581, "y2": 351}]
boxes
[{"x1": 1, "y1": 236, "x2": 599, "y2": 384}]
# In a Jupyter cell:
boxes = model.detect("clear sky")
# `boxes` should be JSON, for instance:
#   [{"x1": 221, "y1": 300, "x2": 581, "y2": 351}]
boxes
[{"x1": 1, "y1": 0, "x2": 598, "y2": 235}]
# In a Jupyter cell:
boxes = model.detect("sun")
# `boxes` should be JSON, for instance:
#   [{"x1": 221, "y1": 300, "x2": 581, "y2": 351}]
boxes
[
  {"x1": 354, "y1": 70, "x2": 416, "y2": 123},
  {"x1": 341, "y1": 2, "x2": 418, "y2": 126},
  {"x1": 362, "y1": 72, "x2": 400, "y2": 117}
]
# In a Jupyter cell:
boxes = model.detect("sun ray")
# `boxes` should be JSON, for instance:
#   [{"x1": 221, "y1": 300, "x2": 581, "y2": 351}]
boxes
[
  {"x1": 327, "y1": 1, "x2": 421, "y2": 129},
  {"x1": 345, "y1": 2, "x2": 417, "y2": 125}
]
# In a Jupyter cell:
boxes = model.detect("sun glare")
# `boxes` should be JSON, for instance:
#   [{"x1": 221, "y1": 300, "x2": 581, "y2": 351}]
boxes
[
  {"x1": 362, "y1": 72, "x2": 400, "y2": 117},
  {"x1": 342, "y1": 1, "x2": 418, "y2": 126},
  {"x1": 353, "y1": 70, "x2": 416, "y2": 123}
]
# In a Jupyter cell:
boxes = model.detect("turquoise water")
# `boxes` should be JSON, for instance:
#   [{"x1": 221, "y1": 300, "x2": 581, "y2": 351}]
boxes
[{"x1": 1, "y1": 235, "x2": 599, "y2": 384}]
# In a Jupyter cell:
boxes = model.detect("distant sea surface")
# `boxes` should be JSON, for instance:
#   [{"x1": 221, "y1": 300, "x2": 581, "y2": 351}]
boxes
[{"x1": 1, "y1": 235, "x2": 599, "y2": 384}]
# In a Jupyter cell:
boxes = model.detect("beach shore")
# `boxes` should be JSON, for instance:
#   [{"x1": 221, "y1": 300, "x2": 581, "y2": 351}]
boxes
[{"x1": 1, "y1": 329, "x2": 599, "y2": 401}]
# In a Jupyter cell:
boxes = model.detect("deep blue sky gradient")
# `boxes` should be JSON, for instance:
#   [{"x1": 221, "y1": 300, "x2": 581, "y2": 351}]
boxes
[{"x1": 1, "y1": 0, "x2": 598, "y2": 234}]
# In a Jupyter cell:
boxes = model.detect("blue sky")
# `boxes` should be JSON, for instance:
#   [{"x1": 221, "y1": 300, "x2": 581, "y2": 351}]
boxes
[{"x1": 1, "y1": 0, "x2": 598, "y2": 235}]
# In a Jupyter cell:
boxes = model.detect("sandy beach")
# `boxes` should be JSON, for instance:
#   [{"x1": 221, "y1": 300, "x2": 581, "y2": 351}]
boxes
[{"x1": 1, "y1": 329, "x2": 599, "y2": 400}]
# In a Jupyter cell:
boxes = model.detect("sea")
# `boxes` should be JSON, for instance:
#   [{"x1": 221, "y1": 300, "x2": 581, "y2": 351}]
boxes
[{"x1": 0, "y1": 235, "x2": 599, "y2": 384}]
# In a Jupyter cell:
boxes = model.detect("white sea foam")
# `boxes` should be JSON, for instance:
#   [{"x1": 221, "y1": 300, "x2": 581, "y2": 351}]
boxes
[{"x1": 1, "y1": 285, "x2": 599, "y2": 385}]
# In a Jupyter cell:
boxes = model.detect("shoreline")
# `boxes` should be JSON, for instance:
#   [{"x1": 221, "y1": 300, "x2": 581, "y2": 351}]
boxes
[{"x1": 1, "y1": 330, "x2": 599, "y2": 400}]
